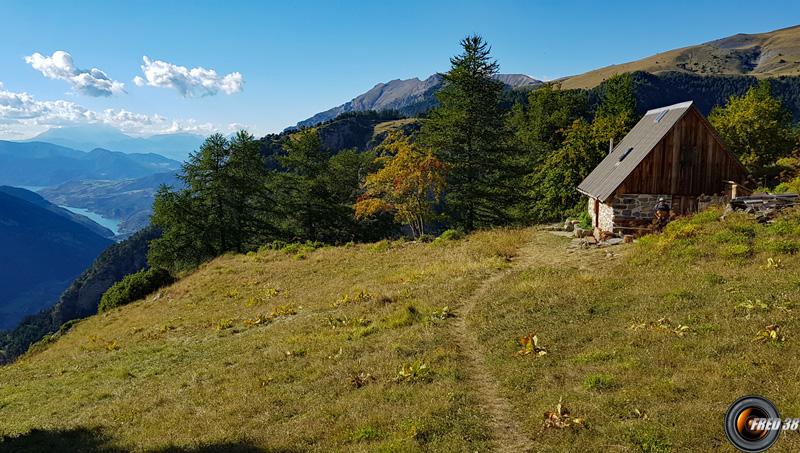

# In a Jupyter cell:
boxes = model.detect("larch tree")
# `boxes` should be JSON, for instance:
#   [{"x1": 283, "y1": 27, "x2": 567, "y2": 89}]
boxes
[
  {"x1": 149, "y1": 131, "x2": 272, "y2": 272},
  {"x1": 354, "y1": 133, "x2": 445, "y2": 239}
]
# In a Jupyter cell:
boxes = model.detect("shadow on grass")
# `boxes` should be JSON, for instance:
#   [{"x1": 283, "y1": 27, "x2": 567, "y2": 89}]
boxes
[
  {"x1": 0, "y1": 428, "x2": 122, "y2": 453},
  {"x1": 0, "y1": 427, "x2": 300, "y2": 453}
]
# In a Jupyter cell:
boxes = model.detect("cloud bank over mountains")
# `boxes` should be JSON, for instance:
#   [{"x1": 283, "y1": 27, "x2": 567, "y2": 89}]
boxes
[
  {"x1": 0, "y1": 82, "x2": 217, "y2": 137},
  {"x1": 133, "y1": 56, "x2": 244, "y2": 97},
  {"x1": 25, "y1": 51, "x2": 126, "y2": 97},
  {"x1": 4, "y1": 51, "x2": 247, "y2": 138}
]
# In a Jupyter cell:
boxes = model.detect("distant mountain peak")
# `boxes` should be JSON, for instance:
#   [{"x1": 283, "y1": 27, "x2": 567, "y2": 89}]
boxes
[{"x1": 293, "y1": 72, "x2": 542, "y2": 129}]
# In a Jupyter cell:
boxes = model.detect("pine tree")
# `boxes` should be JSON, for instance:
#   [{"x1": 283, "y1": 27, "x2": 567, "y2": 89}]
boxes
[{"x1": 421, "y1": 35, "x2": 509, "y2": 231}]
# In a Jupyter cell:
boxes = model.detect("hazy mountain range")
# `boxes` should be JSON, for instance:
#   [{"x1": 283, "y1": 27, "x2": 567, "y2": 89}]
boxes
[
  {"x1": 0, "y1": 140, "x2": 180, "y2": 187},
  {"x1": 25, "y1": 124, "x2": 206, "y2": 162},
  {"x1": 294, "y1": 73, "x2": 541, "y2": 128}
]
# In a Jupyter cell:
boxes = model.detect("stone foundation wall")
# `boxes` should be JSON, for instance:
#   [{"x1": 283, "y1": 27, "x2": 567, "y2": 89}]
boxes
[
  {"x1": 598, "y1": 201, "x2": 614, "y2": 232},
  {"x1": 609, "y1": 194, "x2": 672, "y2": 221},
  {"x1": 587, "y1": 197, "x2": 615, "y2": 232},
  {"x1": 589, "y1": 193, "x2": 728, "y2": 234}
]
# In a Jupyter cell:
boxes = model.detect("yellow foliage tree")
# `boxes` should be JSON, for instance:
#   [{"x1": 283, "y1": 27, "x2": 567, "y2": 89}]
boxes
[
  {"x1": 354, "y1": 133, "x2": 446, "y2": 238},
  {"x1": 709, "y1": 81, "x2": 798, "y2": 176}
]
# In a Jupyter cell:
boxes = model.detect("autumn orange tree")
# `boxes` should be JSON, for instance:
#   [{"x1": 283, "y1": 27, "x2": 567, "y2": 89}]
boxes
[{"x1": 354, "y1": 133, "x2": 446, "y2": 238}]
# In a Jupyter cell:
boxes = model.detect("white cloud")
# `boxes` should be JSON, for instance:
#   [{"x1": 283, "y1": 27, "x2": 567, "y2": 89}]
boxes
[
  {"x1": 0, "y1": 83, "x2": 221, "y2": 137},
  {"x1": 226, "y1": 122, "x2": 249, "y2": 132},
  {"x1": 135, "y1": 56, "x2": 244, "y2": 97},
  {"x1": 24, "y1": 51, "x2": 125, "y2": 97},
  {"x1": 162, "y1": 119, "x2": 217, "y2": 134}
]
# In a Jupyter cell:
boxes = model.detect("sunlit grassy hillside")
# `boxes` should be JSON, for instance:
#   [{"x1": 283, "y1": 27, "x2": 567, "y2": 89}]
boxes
[
  {"x1": 472, "y1": 209, "x2": 800, "y2": 452},
  {"x1": 560, "y1": 25, "x2": 800, "y2": 89},
  {"x1": 0, "y1": 230, "x2": 529, "y2": 452},
  {"x1": 2, "y1": 209, "x2": 800, "y2": 452}
]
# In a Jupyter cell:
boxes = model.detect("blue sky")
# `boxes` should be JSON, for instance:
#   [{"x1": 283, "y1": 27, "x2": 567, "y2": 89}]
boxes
[{"x1": 0, "y1": 0, "x2": 798, "y2": 139}]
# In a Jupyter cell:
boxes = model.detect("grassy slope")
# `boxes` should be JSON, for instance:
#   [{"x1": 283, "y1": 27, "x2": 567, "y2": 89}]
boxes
[
  {"x1": 372, "y1": 118, "x2": 420, "y2": 136},
  {"x1": 474, "y1": 209, "x2": 800, "y2": 451},
  {"x1": 0, "y1": 230, "x2": 528, "y2": 452},
  {"x1": 2, "y1": 209, "x2": 800, "y2": 451},
  {"x1": 560, "y1": 25, "x2": 800, "y2": 89}
]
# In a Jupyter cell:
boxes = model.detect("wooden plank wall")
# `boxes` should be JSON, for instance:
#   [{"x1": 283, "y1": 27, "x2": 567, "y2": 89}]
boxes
[{"x1": 616, "y1": 108, "x2": 747, "y2": 197}]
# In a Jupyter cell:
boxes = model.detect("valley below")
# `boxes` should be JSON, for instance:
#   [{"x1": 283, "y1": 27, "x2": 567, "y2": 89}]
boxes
[{"x1": 38, "y1": 172, "x2": 181, "y2": 238}]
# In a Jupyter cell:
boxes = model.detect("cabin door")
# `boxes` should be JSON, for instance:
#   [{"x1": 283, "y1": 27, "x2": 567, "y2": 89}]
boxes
[
  {"x1": 594, "y1": 199, "x2": 600, "y2": 228},
  {"x1": 671, "y1": 196, "x2": 698, "y2": 215}
]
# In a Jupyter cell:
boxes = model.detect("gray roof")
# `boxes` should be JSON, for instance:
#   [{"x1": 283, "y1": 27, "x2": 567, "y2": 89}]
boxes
[{"x1": 577, "y1": 101, "x2": 694, "y2": 202}]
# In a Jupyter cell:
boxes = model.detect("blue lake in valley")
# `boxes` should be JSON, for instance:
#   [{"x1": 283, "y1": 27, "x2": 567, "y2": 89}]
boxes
[
  {"x1": 62, "y1": 206, "x2": 122, "y2": 236},
  {"x1": 14, "y1": 186, "x2": 123, "y2": 237}
]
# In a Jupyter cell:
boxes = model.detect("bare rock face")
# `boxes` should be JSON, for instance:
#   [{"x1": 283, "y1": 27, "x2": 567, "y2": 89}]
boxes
[{"x1": 294, "y1": 73, "x2": 542, "y2": 129}]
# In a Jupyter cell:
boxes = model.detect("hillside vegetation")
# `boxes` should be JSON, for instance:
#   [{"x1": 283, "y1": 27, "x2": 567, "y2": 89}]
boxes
[
  {"x1": 2, "y1": 208, "x2": 800, "y2": 451},
  {"x1": 561, "y1": 24, "x2": 800, "y2": 89},
  {"x1": 0, "y1": 228, "x2": 159, "y2": 363}
]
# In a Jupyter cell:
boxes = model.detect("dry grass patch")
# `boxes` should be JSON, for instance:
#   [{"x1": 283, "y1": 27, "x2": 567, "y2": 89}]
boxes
[
  {"x1": 471, "y1": 209, "x2": 800, "y2": 451},
  {"x1": 0, "y1": 228, "x2": 532, "y2": 452}
]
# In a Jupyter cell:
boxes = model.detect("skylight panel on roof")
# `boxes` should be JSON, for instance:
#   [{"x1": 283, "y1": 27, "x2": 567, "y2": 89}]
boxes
[
  {"x1": 654, "y1": 110, "x2": 668, "y2": 123},
  {"x1": 615, "y1": 147, "x2": 634, "y2": 166}
]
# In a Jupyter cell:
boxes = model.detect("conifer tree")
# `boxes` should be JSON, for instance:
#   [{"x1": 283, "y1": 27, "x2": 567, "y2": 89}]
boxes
[
  {"x1": 421, "y1": 35, "x2": 509, "y2": 231},
  {"x1": 149, "y1": 132, "x2": 273, "y2": 271}
]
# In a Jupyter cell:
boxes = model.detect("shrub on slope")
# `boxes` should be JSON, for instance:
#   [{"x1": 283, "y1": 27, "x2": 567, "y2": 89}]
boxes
[{"x1": 99, "y1": 268, "x2": 174, "y2": 312}]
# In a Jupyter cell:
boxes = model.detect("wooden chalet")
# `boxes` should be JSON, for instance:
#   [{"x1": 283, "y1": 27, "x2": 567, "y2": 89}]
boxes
[{"x1": 577, "y1": 101, "x2": 749, "y2": 236}]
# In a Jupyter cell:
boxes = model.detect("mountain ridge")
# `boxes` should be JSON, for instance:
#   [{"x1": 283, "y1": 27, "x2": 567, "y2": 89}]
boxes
[
  {"x1": 25, "y1": 125, "x2": 206, "y2": 162},
  {"x1": 0, "y1": 140, "x2": 181, "y2": 187},
  {"x1": 295, "y1": 25, "x2": 800, "y2": 131},
  {"x1": 559, "y1": 24, "x2": 800, "y2": 89},
  {"x1": 294, "y1": 73, "x2": 541, "y2": 128},
  {"x1": 0, "y1": 227, "x2": 159, "y2": 363},
  {"x1": 0, "y1": 186, "x2": 114, "y2": 239}
]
